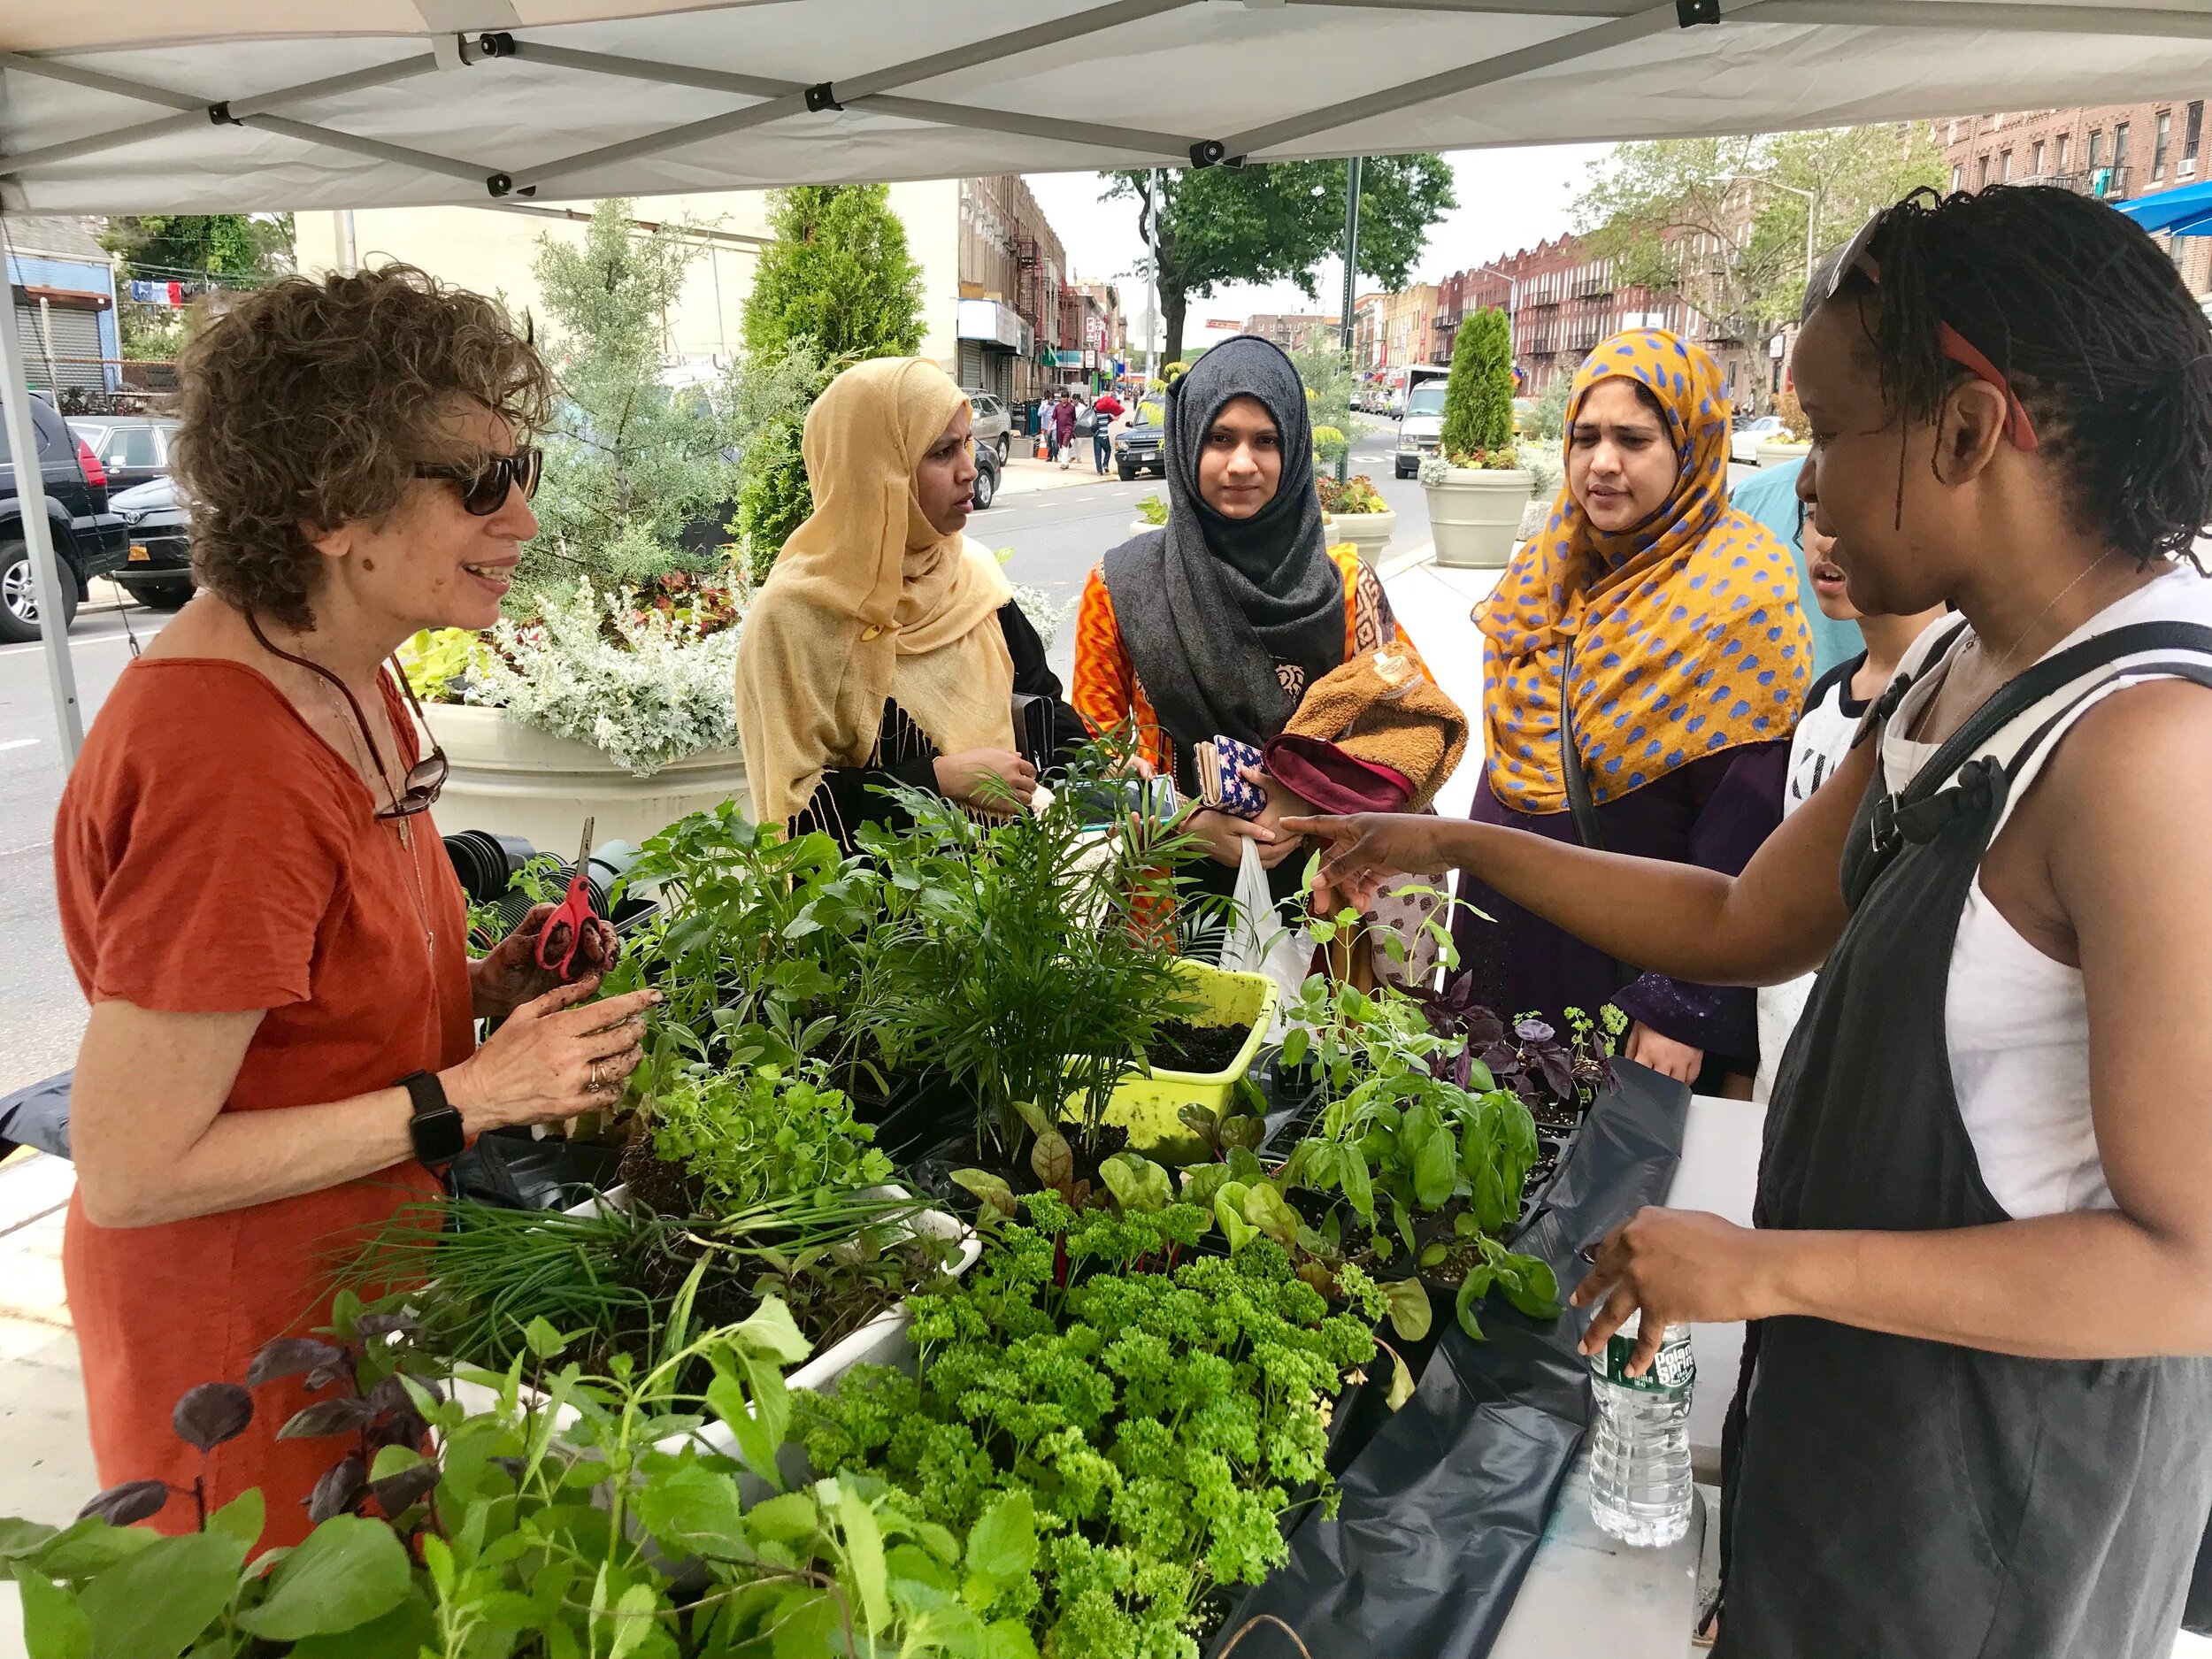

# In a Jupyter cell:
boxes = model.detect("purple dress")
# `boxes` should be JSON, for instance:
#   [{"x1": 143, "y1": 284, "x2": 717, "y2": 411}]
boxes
[{"x1": 1448, "y1": 741, "x2": 1788, "y2": 1077}]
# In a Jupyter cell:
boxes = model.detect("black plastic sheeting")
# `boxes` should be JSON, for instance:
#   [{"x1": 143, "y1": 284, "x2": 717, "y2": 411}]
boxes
[
  {"x1": 1211, "y1": 1058, "x2": 1691, "y2": 1659},
  {"x1": 449, "y1": 1126, "x2": 626, "y2": 1211},
  {"x1": 0, "y1": 1071, "x2": 71, "y2": 1161}
]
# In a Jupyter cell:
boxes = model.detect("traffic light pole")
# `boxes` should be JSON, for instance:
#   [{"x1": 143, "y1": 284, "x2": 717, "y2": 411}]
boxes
[{"x1": 1336, "y1": 155, "x2": 1363, "y2": 486}]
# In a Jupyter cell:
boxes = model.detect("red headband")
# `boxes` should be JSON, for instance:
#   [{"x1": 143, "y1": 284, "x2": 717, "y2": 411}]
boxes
[{"x1": 1855, "y1": 254, "x2": 2040, "y2": 451}]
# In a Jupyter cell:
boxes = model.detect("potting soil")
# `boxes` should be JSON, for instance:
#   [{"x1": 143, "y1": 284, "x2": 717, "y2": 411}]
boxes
[{"x1": 1147, "y1": 1018, "x2": 1251, "y2": 1075}]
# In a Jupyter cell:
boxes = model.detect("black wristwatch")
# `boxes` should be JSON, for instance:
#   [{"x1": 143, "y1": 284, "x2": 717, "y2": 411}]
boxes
[{"x1": 398, "y1": 1071, "x2": 466, "y2": 1169}]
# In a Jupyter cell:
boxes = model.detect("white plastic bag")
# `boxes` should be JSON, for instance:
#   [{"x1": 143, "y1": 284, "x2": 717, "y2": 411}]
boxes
[{"x1": 1220, "y1": 839, "x2": 1310, "y2": 1034}]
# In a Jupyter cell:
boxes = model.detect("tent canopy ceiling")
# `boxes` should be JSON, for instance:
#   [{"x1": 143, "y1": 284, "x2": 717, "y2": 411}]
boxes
[{"x1": 4, "y1": 0, "x2": 2212, "y2": 216}]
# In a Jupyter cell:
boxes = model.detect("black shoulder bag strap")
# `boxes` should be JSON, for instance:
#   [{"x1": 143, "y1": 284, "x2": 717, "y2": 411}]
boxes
[{"x1": 1558, "y1": 632, "x2": 1607, "y2": 854}]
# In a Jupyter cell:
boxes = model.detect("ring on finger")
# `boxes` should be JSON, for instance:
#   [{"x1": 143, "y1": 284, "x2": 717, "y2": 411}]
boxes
[{"x1": 588, "y1": 1059, "x2": 602, "y2": 1094}]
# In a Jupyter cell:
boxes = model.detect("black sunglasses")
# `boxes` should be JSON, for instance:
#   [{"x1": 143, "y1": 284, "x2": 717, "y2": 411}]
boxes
[{"x1": 414, "y1": 446, "x2": 542, "y2": 515}]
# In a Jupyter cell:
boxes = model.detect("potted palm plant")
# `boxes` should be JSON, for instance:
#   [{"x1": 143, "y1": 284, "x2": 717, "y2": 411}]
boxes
[{"x1": 1421, "y1": 307, "x2": 1532, "y2": 569}]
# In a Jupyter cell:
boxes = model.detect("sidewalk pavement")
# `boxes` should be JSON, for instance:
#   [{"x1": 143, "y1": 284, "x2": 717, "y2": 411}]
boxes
[
  {"x1": 997, "y1": 450, "x2": 1120, "y2": 496},
  {"x1": 0, "y1": 1148, "x2": 86, "y2": 1659}
]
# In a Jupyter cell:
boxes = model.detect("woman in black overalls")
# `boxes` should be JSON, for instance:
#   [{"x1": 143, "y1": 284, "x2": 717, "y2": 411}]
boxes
[{"x1": 1288, "y1": 184, "x2": 2212, "y2": 1656}]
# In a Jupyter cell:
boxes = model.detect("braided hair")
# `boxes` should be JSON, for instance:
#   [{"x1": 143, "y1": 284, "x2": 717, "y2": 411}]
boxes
[{"x1": 1827, "y1": 185, "x2": 2212, "y2": 565}]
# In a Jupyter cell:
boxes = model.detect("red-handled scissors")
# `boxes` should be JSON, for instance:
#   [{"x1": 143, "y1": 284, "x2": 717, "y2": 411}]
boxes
[{"x1": 534, "y1": 816, "x2": 597, "y2": 980}]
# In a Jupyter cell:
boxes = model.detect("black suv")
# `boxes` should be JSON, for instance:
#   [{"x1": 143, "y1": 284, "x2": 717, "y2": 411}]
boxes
[
  {"x1": 0, "y1": 397, "x2": 126, "y2": 641},
  {"x1": 1113, "y1": 399, "x2": 1166, "y2": 481}
]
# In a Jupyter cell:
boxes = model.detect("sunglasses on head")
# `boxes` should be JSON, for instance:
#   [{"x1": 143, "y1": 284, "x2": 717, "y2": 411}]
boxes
[
  {"x1": 1822, "y1": 211, "x2": 2040, "y2": 452},
  {"x1": 414, "y1": 445, "x2": 543, "y2": 515}
]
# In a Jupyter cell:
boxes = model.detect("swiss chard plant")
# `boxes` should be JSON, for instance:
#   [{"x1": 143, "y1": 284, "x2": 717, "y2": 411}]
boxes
[
  {"x1": 796, "y1": 1194, "x2": 1385, "y2": 1658},
  {"x1": 4, "y1": 1300, "x2": 1043, "y2": 1659}
]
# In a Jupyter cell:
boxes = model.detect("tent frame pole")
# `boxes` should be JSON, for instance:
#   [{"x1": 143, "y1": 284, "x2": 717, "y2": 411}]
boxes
[{"x1": 0, "y1": 217, "x2": 81, "y2": 764}]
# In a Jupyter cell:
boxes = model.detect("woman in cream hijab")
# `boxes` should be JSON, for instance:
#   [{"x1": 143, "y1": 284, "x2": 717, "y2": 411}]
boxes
[{"x1": 735, "y1": 357, "x2": 1086, "y2": 845}]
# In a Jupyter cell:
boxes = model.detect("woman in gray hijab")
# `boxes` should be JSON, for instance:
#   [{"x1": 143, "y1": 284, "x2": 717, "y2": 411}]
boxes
[{"x1": 1071, "y1": 335, "x2": 1432, "y2": 913}]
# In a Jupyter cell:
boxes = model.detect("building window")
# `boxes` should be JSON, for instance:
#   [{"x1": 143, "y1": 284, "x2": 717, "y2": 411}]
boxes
[
  {"x1": 2088, "y1": 129, "x2": 2103, "y2": 170},
  {"x1": 2188, "y1": 102, "x2": 2204, "y2": 168},
  {"x1": 2032, "y1": 140, "x2": 2044, "y2": 178},
  {"x1": 2115, "y1": 122, "x2": 2131, "y2": 175},
  {"x1": 2156, "y1": 111, "x2": 2172, "y2": 178},
  {"x1": 1999, "y1": 150, "x2": 2011, "y2": 181},
  {"x1": 1978, "y1": 154, "x2": 1992, "y2": 188},
  {"x1": 1951, "y1": 163, "x2": 1963, "y2": 192},
  {"x1": 2055, "y1": 131, "x2": 2070, "y2": 173}
]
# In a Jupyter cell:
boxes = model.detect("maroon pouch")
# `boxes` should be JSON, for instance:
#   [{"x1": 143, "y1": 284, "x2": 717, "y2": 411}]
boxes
[{"x1": 1263, "y1": 733, "x2": 1414, "y2": 816}]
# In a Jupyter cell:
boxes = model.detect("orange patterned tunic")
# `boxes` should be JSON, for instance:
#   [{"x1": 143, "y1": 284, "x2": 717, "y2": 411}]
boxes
[{"x1": 1071, "y1": 541, "x2": 1432, "y2": 776}]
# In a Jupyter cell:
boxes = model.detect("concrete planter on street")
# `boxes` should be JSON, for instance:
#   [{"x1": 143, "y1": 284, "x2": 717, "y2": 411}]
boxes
[
  {"x1": 1425, "y1": 468, "x2": 1534, "y2": 569},
  {"x1": 1324, "y1": 508, "x2": 1397, "y2": 567},
  {"x1": 421, "y1": 702, "x2": 749, "y2": 855},
  {"x1": 1129, "y1": 516, "x2": 1167, "y2": 539},
  {"x1": 1754, "y1": 440, "x2": 1811, "y2": 469}
]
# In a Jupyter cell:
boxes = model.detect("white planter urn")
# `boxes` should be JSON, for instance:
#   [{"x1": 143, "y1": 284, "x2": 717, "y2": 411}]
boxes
[
  {"x1": 1754, "y1": 440, "x2": 1812, "y2": 470},
  {"x1": 1129, "y1": 516, "x2": 1167, "y2": 538},
  {"x1": 1424, "y1": 468, "x2": 1534, "y2": 570},
  {"x1": 421, "y1": 703, "x2": 749, "y2": 856},
  {"x1": 1323, "y1": 508, "x2": 1398, "y2": 567}
]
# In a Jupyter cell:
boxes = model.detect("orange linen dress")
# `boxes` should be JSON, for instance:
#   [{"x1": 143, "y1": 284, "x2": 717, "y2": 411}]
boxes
[{"x1": 54, "y1": 658, "x2": 472, "y2": 1544}]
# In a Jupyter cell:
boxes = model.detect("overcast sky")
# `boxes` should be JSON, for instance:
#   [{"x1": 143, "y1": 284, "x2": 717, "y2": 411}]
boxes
[{"x1": 1023, "y1": 142, "x2": 1612, "y2": 356}]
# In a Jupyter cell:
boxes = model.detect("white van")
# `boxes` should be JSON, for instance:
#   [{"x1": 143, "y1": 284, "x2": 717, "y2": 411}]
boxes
[{"x1": 1393, "y1": 364, "x2": 1451, "y2": 479}]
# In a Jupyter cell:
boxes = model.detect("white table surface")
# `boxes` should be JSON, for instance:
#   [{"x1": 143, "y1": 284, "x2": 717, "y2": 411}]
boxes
[{"x1": 1488, "y1": 1093, "x2": 1763, "y2": 1657}]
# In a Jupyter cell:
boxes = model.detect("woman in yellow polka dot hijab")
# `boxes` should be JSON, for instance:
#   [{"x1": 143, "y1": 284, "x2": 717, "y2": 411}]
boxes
[{"x1": 1479, "y1": 328, "x2": 1811, "y2": 813}]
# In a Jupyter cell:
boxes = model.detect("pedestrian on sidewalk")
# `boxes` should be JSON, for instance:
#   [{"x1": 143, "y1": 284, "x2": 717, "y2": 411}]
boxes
[
  {"x1": 1289, "y1": 183, "x2": 2212, "y2": 1659},
  {"x1": 53, "y1": 264, "x2": 656, "y2": 1545},
  {"x1": 1093, "y1": 388, "x2": 1125, "y2": 474},
  {"x1": 1059, "y1": 392, "x2": 1085, "y2": 471},
  {"x1": 1057, "y1": 389, "x2": 1084, "y2": 469}
]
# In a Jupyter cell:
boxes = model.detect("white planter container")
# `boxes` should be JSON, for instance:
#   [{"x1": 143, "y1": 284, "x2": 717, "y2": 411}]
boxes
[
  {"x1": 1425, "y1": 468, "x2": 1534, "y2": 570},
  {"x1": 1324, "y1": 508, "x2": 1397, "y2": 567},
  {"x1": 421, "y1": 703, "x2": 749, "y2": 855},
  {"x1": 1129, "y1": 517, "x2": 1166, "y2": 538},
  {"x1": 1754, "y1": 440, "x2": 1811, "y2": 469},
  {"x1": 449, "y1": 1183, "x2": 979, "y2": 1477}
]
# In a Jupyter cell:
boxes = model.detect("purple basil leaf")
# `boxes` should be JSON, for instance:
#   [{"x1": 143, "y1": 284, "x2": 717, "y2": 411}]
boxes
[
  {"x1": 370, "y1": 1461, "x2": 441, "y2": 1517},
  {"x1": 305, "y1": 1454, "x2": 366, "y2": 1524},
  {"x1": 371, "y1": 1409, "x2": 428, "y2": 1457},
  {"x1": 1536, "y1": 1047, "x2": 1576, "y2": 1102},
  {"x1": 353, "y1": 1312, "x2": 420, "y2": 1341},
  {"x1": 279, "y1": 1396, "x2": 377, "y2": 1440},
  {"x1": 1464, "y1": 1010, "x2": 1505, "y2": 1047},
  {"x1": 77, "y1": 1479, "x2": 171, "y2": 1527},
  {"x1": 365, "y1": 1373, "x2": 412, "y2": 1416},
  {"x1": 246, "y1": 1338, "x2": 347, "y2": 1389},
  {"x1": 1513, "y1": 1018, "x2": 1555, "y2": 1045},
  {"x1": 1479, "y1": 1041, "x2": 1521, "y2": 1074},
  {"x1": 173, "y1": 1383, "x2": 254, "y2": 1454},
  {"x1": 303, "y1": 1361, "x2": 353, "y2": 1394}
]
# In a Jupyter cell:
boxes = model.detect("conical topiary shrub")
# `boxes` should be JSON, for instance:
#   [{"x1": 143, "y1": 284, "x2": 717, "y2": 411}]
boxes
[{"x1": 1440, "y1": 306, "x2": 1515, "y2": 466}]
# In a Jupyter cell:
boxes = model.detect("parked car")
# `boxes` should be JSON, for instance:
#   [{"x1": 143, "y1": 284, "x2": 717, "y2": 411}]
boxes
[
  {"x1": 971, "y1": 436, "x2": 1002, "y2": 511},
  {"x1": 1393, "y1": 366, "x2": 1451, "y2": 479},
  {"x1": 1731, "y1": 414, "x2": 1786, "y2": 462},
  {"x1": 67, "y1": 414, "x2": 178, "y2": 495},
  {"x1": 106, "y1": 473, "x2": 195, "y2": 611},
  {"x1": 964, "y1": 391, "x2": 1013, "y2": 462},
  {"x1": 1114, "y1": 399, "x2": 1167, "y2": 481},
  {"x1": 0, "y1": 396, "x2": 125, "y2": 641}
]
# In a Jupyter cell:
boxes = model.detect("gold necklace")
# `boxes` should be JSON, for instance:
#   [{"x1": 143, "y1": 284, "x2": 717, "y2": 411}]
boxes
[{"x1": 1972, "y1": 549, "x2": 2119, "y2": 676}]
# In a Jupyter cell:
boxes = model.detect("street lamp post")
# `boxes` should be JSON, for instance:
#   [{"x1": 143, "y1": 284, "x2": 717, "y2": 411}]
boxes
[{"x1": 1337, "y1": 156, "x2": 1363, "y2": 485}]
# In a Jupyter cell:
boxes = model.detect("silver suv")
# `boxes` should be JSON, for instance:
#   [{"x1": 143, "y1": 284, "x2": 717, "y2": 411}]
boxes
[{"x1": 964, "y1": 390, "x2": 1012, "y2": 461}]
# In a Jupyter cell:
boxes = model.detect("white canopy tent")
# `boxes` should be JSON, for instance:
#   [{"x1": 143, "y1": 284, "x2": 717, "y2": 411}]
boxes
[{"x1": 7, "y1": 0, "x2": 2212, "y2": 757}]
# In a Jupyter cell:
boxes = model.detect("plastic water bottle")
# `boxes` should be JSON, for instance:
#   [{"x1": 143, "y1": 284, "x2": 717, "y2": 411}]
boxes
[{"x1": 1587, "y1": 1310, "x2": 1694, "y2": 1547}]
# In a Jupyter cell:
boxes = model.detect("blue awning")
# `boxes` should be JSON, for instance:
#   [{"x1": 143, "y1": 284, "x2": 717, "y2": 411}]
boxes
[{"x1": 2116, "y1": 179, "x2": 2212, "y2": 237}]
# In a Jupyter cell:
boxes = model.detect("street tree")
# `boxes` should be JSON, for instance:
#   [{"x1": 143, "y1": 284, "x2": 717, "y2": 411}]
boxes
[
  {"x1": 99, "y1": 212, "x2": 293, "y2": 358},
  {"x1": 1102, "y1": 157, "x2": 1455, "y2": 365},
  {"x1": 1574, "y1": 124, "x2": 1945, "y2": 333},
  {"x1": 736, "y1": 185, "x2": 926, "y2": 574},
  {"x1": 524, "y1": 198, "x2": 736, "y2": 603},
  {"x1": 1441, "y1": 307, "x2": 1514, "y2": 460}
]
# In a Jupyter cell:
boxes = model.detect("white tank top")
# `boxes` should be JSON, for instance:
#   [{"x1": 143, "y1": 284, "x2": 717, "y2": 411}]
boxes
[{"x1": 1878, "y1": 565, "x2": 2212, "y2": 1218}]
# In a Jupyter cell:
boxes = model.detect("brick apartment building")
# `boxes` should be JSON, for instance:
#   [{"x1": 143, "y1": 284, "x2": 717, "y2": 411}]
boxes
[
  {"x1": 1243, "y1": 311, "x2": 1340, "y2": 351},
  {"x1": 1431, "y1": 234, "x2": 1760, "y2": 405},
  {"x1": 1940, "y1": 103, "x2": 2212, "y2": 293},
  {"x1": 956, "y1": 175, "x2": 1077, "y2": 406}
]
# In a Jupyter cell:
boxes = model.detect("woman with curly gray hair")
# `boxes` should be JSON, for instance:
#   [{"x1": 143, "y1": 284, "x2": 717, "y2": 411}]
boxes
[{"x1": 51, "y1": 264, "x2": 657, "y2": 1542}]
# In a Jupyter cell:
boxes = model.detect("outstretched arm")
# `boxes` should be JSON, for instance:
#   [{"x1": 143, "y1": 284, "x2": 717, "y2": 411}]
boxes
[{"x1": 1286, "y1": 734, "x2": 1874, "y2": 989}]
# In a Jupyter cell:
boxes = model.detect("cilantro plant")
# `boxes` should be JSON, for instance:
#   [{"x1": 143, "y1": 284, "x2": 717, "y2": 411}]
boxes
[
  {"x1": 649, "y1": 1064, "x2": 894, "y2": 1212},
  {"x1": 797, "y1": 1194, "x2": 1386, "y2": 1657}
]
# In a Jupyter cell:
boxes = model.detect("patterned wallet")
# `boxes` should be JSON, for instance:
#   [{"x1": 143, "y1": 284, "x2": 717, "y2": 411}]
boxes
[{"x1": 1194, "y1": 735, "x2": 1268, "y2": 819}]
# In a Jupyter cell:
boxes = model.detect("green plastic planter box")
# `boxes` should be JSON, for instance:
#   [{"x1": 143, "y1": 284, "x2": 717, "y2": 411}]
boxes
[{"x1": 1089, "y1": 959, "x2": 1279, "y2": 1162}]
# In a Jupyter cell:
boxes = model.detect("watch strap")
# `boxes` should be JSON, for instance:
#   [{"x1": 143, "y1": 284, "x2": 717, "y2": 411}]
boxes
[{"x1": 398, "y1": 1069, "x2": 465, "y2": 1171}]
